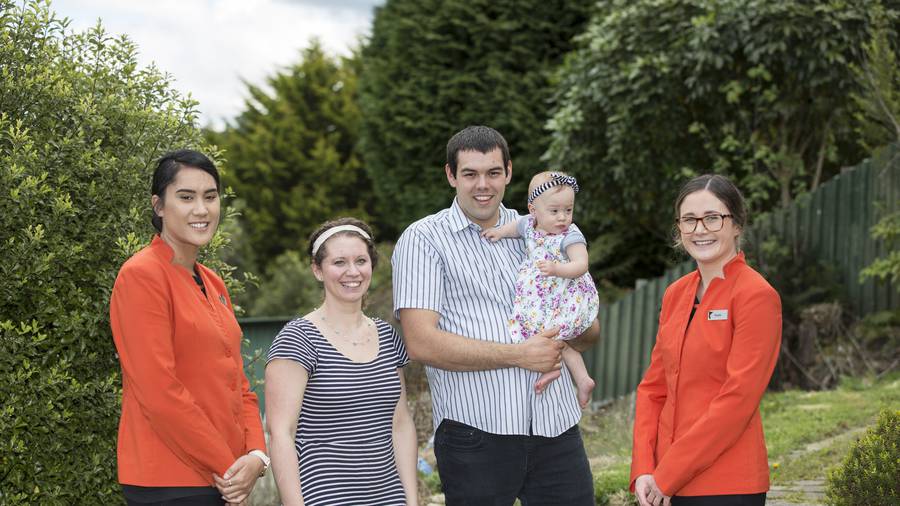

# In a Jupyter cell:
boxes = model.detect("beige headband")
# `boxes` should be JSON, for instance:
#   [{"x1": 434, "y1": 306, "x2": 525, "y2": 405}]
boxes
[{"x1": 311, "y1": 225, "x2": 371, "y2": 257}]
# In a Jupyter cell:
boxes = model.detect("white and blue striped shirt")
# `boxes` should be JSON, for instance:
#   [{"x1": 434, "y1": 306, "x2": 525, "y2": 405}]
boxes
[{"x1": 392, "y1": 198, "x2": 582, "y2": 437}]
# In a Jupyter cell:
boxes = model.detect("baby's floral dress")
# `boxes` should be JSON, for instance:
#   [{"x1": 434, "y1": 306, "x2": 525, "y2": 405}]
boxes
[{"x1": 509, "y1": 216, "x2": 600, "y2": 342}]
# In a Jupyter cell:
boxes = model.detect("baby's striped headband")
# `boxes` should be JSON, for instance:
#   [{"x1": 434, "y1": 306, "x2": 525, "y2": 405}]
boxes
[{"x1": 527, "y1": 173, "x2": 580, "y2": 204}]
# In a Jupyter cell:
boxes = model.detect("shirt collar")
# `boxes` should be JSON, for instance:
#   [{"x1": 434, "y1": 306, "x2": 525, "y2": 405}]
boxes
[
  {"x1": 447, "y1": 197, "x2": 516, "y2": 232},
  {"x1": 723, "y1": 251, "x2": 746, "y2": 277},
  {"x1": 150, "y1": 234, "x2": 176, "y2": 262},
  {"x1": 150, "y1": 234, "x2": 197, "y2": 274}
]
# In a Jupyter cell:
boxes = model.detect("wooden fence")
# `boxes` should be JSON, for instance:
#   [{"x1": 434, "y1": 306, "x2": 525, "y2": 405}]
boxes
[{"x1": 586, "y1": 145, "x2": 900, "y2": 403}]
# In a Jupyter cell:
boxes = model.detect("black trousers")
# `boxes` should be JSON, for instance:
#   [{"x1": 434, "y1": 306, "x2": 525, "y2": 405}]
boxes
[
  {"x1": 672, "y1": 493, "x2": 766, "y2": 505},
  {"x1": 126, "y1": 496, "x2": 224, "y2": 506},
  {"x1": 433, "y1": 419, "x2": 595, "y2": 506}
]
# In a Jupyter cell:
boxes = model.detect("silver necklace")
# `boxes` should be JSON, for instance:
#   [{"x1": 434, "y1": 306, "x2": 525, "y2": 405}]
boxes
[{"x1": 317, "y1": 311, "x2": 374, "y2": 346}]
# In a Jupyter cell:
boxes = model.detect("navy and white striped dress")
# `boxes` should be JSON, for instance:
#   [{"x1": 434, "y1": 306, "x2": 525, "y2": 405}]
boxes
[{"x1": 267, "y1": 317, "x2": 409, "y2": 506}]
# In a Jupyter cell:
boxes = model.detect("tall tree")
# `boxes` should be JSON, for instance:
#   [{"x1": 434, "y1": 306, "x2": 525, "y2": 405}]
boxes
[
  {"x1": 0, "y1": 1, "x2": 239, "y2": 500},
  {"x1": 359, "y1": 0, "x2": 591, "y2": 237},
  {"x1": 854, "y1": 6, "x2": 900, "y2": 291},
  {"x1": 212, "y1": 41, "x2": 368, "y2": 271},
  {"x1": 546, "y1": 0, "x2": 898, "y2": 287},
  {"x1": 851, "y1": 5, "x2": 900, "y2": 151}
]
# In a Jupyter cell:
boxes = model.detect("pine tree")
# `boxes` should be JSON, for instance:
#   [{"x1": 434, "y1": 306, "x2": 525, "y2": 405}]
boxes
[
  {"x1": 213, "y1": 41, "x2": 370, "y2": 270},
  {"x1": 359, "y1": 0, "x2": 591, "y2": 237}
]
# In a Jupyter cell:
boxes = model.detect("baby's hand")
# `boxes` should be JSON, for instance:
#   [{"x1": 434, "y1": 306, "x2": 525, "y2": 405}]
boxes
[
  {"x1": 481, "y1": 228, "x2": 503, "y2": 242},
  {"x1": 536, "y1": 260, "x2": 557, "y2": 276}
]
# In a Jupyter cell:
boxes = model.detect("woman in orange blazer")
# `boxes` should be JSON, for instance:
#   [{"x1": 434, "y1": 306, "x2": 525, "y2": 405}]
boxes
[
  {"x1": 631, "y1": 174, "x2": 782, "y2": 506},
  {"x1": 110, "y1": 150, "x2": 268, "y2": 506}
]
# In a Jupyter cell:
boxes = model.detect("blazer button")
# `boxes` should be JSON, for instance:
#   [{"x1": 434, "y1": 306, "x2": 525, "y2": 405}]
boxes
[{"x1": 225, "y1": 349, "x2": 232, "y2": 357}]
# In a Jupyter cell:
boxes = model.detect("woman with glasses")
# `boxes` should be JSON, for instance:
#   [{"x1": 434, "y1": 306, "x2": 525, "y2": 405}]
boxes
[{"x1": 630, "y1": 174, "x2": 782, "y2": 506}]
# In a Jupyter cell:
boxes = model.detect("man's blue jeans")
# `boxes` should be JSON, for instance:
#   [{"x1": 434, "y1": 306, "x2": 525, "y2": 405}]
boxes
[{"x1": 433, "y1": 419, "x2": 595, "y2": 506}]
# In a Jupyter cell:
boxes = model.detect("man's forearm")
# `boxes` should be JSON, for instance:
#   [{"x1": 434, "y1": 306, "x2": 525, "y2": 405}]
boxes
[
  {"x1": 405, "y1": 324, "x2": 520, "y2": 371},
  {"x1": 399, "y1": 308, "x2": 563, "y2": 373}
]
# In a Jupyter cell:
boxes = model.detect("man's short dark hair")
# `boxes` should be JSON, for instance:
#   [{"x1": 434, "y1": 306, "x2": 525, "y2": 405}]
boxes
[{"x1": 446, "y1": 125, "x2": 510, "y2": 177}]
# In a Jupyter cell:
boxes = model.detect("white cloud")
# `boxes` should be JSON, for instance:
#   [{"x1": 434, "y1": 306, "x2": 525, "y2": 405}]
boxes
[{"x1": 52, "y1": 0, "x2": 378, "y2": 128}]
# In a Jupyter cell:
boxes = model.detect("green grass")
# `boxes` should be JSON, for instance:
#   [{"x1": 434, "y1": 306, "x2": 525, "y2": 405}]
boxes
[
  {"x1": 772, "y1": 439, "x2": 855, "y2": 483},
  {"x1": 779, "y1": 490, "x2": 811, "y2": 503},
  {"x1": 579, "y1": 400, "x2": 636, "y2": 505},
  {"x1": 763, "y1": 374, "x2": 900, "y2": 484},
  {"x1": 580, "y1": 372, "x2": 900, "y2": 500}
]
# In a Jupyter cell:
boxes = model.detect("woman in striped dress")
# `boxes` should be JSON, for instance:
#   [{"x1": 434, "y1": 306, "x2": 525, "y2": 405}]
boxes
[{"x1": 265, "y1": 218, "x2": 418, "y2": 506}]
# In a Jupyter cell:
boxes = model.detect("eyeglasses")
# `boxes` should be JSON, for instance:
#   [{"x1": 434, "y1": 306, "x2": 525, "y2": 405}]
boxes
[{"x1": 676, "y1": 213, "x2": 733, "y2": 233}]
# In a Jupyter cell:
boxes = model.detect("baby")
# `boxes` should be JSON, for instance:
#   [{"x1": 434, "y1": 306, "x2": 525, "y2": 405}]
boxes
[{"x1": 483, "y1": 171, "x2": 598, "y2": 408}]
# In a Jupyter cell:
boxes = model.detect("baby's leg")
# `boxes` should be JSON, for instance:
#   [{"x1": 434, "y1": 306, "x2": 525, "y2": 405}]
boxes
[
  {"x1": 533, "y1": 347, "x2": 595, "y2": 408},
  {"x1": 534, "y1": 369, "x2": 561, "y2": 395},
  {"x1": 563, "y1": 347, "x2": 595, "y2": 408}
]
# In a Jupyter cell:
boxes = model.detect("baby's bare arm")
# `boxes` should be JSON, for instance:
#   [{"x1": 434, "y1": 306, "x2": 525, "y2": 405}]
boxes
[
  {"x1": 481, "y1": 220, "x2": 520, "y2": 242},
  {"x1": 551, "y1": 242, "x2": 589, "y2": 279}
]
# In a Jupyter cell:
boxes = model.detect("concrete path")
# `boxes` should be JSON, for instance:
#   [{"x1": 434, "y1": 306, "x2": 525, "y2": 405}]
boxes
[{"x1": 768, "y1": 479, "x2": 827, "y2": 505}]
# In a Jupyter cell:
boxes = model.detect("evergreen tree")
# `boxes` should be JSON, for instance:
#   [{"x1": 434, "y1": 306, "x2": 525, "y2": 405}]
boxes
[
  {"x1": 359, "y1": 0, "x2": 591, "y2": 237},
  {"x1": 212, "y1": 42, "x2": 369, "y2": 271}
]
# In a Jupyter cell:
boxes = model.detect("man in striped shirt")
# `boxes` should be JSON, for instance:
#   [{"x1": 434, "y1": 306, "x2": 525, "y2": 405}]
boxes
[{"x1": 393, "y1": 125, "x2": 599, "y2": 504}]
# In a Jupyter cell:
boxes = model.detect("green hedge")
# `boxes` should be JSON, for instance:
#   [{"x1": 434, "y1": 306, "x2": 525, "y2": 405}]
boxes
[
  {"x1": 827, "y1": 409, "x2": 900, "y2": 506},
  {"x1": 0, "y1": 2, "x2": 236, "y2": 502}
]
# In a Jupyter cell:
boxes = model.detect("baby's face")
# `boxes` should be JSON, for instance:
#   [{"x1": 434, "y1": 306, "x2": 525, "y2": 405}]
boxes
[{"x1": 529, "y1": 186, "x2": 575, "y2": 235}]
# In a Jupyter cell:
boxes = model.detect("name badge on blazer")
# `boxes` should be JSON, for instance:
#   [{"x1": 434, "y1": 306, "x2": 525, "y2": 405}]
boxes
[{"x1": 708, "y1": 309, "x2": 729, "y2": 321}]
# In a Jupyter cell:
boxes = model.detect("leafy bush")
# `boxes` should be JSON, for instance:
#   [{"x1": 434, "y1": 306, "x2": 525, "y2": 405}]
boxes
[
  {"x1": 249, "y1": 249, "x2": 321, "y2": 317},
  {"x1": 746, "y1": 236, "x2": 847, "y2": 389},
  {"x1": 854, "y1": 310, "x2": 900, "y2": 362},
  {"x1": 826, "y1": 409, "x2": 900, "y2": 506},
  {"x1": 0, "y1": 2, "x2": 238, "y2": 502},
  {"x1": 546, "y1": 0, "x2": 893, "y2": 286},
  {"x1": 861, "y1": 207, "x2": 900, "y2": 289}
]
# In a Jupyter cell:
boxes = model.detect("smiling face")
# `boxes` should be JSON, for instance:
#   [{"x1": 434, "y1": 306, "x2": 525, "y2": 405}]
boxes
[
  {"x1": 678, "y1": 189, "x2": 741, "y2": 270},
  {"x1": 312, "y1": 235, "x2": 372, "y2": 305},
  {"x1": 445, "y1": 148, "x2": 512, "y2": 229},
  {"x1": 152, "y1": 166, "x2": 220, "y2": 263},
  {"x1": 529, "y1": 186, "x2": 575, "y2": 235}
]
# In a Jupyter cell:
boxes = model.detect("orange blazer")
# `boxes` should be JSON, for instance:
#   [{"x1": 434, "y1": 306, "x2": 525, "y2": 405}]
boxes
[
  {"x1": 630, "y1": 253, "x2": 781, "y2": 497},
  {"x1": 110, "y1": 236, "x2": 266, "y2": 486}
]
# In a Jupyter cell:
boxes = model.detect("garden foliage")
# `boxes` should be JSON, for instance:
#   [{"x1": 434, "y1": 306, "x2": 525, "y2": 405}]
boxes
[
  {"x1": 546, "y1": 0, "x2": 898, "y2": 286},
  {"x1": 826, "y1": 409, "x2": 900, "y2": 506},
  {"x1": 0, "y1": 1, "x2": 238, "y2": 502},
  {"x1": 853, "y1": 9, "x2": 900, "y2": 291},
  {"x1": 358, "y1": 0, "x2": 591, "y2": 237},
  {"x1": 209, "y1": 41, "x2": 369, "y2": 273}
]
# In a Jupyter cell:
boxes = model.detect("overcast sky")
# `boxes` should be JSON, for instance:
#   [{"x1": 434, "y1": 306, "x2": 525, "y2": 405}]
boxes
[{"x1": 53, "y1": 0, "x2": 383, "y2": 128}]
